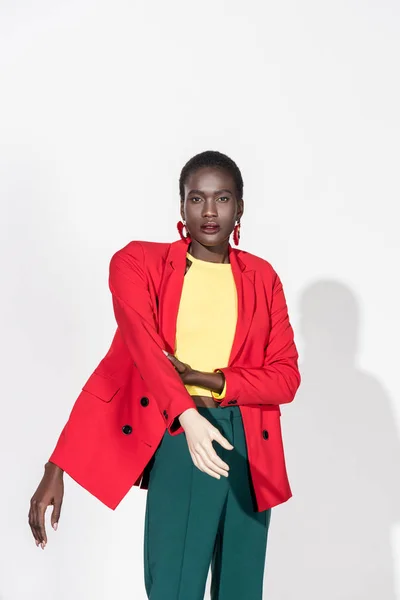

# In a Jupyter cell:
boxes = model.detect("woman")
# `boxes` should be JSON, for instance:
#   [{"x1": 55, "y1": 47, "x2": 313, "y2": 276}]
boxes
[{"x1": 29, "y1": 150, "x2": 300, "y2": 599}]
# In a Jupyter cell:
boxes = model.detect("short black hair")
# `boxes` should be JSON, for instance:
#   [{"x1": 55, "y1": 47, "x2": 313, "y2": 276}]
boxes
[{"x1": 179, "y1": 150, "x2": 243, "y2": 202}]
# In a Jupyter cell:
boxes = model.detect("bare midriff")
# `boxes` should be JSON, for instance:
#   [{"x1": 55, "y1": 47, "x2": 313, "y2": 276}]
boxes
[{"x1": 190, "y1": 394, "x2": 220, "y2": 408}]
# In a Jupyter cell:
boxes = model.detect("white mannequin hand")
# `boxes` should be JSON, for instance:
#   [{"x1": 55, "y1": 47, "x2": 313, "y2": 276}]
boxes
[{"x1": 178, "y1": 408, "x2": 234, "y2": 479}]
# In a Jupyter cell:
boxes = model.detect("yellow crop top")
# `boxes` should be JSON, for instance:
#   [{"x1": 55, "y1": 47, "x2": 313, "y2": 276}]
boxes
[{"x1": 174, "y1": 251, "x2": 238, "y2": 399}]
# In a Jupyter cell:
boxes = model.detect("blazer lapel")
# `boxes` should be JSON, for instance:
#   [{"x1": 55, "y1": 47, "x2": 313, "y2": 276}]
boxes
[
  {"x1": 158, "y1": 239, "x2": 188, "y2": 354},
  {"x1": 227, "y1": 245, "x2": 255, "y2": 365},
  {"x1": 158, "y1": 238, "x2": 255, "y2": 365}
]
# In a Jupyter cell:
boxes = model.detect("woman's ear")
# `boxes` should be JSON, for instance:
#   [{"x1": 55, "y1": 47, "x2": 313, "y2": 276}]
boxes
[{"x1": 237, "y1": 198, "x2": 244, "y2": 221}]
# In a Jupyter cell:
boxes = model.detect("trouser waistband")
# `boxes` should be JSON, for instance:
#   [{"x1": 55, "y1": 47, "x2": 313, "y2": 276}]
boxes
[{"x1": 196, "y1": 404, "x2": 242, "y2": 421}]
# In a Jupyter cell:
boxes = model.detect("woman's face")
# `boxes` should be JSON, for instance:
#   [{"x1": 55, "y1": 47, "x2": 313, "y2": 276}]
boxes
[{"x1": 181, "y1": 167, "x2": 243, "y2": 247}]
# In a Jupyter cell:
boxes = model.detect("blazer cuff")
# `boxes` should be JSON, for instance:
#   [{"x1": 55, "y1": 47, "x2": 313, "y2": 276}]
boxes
[
  {"x1": 211, "y1": 367, "x2": 241, "y2": 406},
  {"x1": 165, "y1": 399, "x2": 198, "y2": 436},
  {"x1": 211, "y1": 370, "x2": 227, "y2": 401}
]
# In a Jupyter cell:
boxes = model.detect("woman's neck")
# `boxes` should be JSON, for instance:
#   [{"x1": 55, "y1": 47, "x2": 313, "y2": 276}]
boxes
[{"x1": 187, "y1": 240, "x2": 230, "y2": 264}]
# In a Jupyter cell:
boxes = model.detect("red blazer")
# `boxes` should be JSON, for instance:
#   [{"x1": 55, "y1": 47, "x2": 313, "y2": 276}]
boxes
[{"x1": 49, "y1": 238, "x2": 301, "y2": 512}]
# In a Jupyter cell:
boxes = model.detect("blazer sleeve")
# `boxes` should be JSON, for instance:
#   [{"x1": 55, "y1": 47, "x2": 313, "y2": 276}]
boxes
[
  {"x1": 214, "y1": 270, "x2": 301, "y2": 407},
  {"x1": 108, "y1": 242, "x2": 197, "y2": 435}
]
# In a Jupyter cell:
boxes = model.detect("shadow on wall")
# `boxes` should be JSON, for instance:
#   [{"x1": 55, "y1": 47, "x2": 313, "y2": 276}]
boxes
[{"x1": 267, "y1": 280, "x2": 400, "y2": 600}]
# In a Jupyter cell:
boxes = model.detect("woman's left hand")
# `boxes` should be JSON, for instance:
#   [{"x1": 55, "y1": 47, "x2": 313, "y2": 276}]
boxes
[{"x1": 163, "y1": 350, "x2": 196, "y2": 384}]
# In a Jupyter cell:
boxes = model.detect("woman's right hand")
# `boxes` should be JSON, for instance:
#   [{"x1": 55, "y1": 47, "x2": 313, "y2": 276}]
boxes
[
  {"x1": 178, "y1": 408, "x2": 234, "y2": 479},
  {"x1": 28, "y1": 462, "x2": 64, "y2": 549}
]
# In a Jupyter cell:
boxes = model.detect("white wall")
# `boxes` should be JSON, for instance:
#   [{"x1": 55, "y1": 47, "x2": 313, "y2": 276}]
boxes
[{"x1": 1, "y1": 1, "x2": 399, "y2": 598}]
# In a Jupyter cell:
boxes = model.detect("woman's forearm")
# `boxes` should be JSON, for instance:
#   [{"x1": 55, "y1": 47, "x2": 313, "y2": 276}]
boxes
[{"x1": 186, "y1": 370, "x2": 225, "y2": 394}]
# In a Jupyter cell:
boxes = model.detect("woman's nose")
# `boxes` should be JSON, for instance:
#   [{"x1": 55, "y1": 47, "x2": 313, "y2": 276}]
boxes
[{"x1": 202, "y1": 202, "x2": 218, "y2": 217}]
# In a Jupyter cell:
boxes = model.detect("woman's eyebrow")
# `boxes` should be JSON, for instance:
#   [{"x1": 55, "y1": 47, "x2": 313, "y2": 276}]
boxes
[{"x1": 188, "y1": 188, "x2": 233, "y2": 195}]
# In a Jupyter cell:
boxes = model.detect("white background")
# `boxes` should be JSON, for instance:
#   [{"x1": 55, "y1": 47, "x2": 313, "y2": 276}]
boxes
[{"x1": 1, "y1": 1, "x2": 399, "y2": 598}]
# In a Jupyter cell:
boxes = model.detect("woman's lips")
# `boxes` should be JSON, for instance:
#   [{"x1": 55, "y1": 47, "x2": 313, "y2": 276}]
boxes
[{"x1": 201, "y1": 225, "x2": 220, "y2": 234}]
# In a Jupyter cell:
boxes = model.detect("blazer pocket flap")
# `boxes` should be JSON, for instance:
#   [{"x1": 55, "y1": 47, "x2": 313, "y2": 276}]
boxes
[{"x1": 82, "y1": 371, "x2": 121, "y2": 403}]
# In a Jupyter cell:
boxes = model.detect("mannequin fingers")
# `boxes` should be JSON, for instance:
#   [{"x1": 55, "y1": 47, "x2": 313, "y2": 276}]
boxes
[
  {"x1": 194, "y1": 452, "x2": 221, "y2": 479},
  {"x1": 207, "y1": 432, "x2": 231, "y2": 472},
  {"x1": 205, "y1": 452, "x2": 230, "y2": 477},
  {"x1": 196, "y1": 445, "x2": 229, "y2": 478},
  {"x1": 212, "y1": 430, "x2": 234, "y2": 451}
]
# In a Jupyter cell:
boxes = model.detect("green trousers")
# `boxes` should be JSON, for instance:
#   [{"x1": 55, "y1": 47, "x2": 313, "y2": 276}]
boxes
[{"x1": 143, "y1": 405, "x2": 272, "y2": 600}]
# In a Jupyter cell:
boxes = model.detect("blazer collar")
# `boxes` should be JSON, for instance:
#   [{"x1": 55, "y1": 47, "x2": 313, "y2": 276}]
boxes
[
  {"x1": 167, "y1": 237, "x2": 251, "y2": 273},
  {"x1": 158, "y1": 238, "x2": 255, "y2": 365}
]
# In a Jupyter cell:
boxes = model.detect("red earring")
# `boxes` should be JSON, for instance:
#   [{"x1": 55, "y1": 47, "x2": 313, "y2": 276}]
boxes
[
  {"x1": 233, "y1": 222, "x2": 241, "y2": 246},
  {"x1": 177, "y1": 220, "x2": 191, "y2": 244}
]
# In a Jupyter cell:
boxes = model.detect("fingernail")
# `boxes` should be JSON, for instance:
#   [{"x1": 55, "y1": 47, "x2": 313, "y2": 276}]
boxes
[
  {"x1": 53, "y1": 522, "x2": 58, "y2": 530},
  {"x1": 162, "y1": 350, "x2": 168, "y2": 355}
]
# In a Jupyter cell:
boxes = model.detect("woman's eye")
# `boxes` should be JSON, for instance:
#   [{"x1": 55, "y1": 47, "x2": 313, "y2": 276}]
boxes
[{"x1": 189, "y1": 196, "x2": 229, "y2": 202}]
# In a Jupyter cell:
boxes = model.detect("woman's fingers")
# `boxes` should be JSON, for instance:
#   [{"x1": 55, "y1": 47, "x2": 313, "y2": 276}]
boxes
[
  {"x1": 50, "y1": 497, "x2": 63, "y2": 531},
  {"x1": 29, "y1": 465, "x2": 64, "y2": 548},
  {"x1": 29, "y1": 499, "x2": 47, "y2": 547},
  {"x1": 36, "y1": 502, "x2": 48, "y2": 547},
  {"x1": 28, "y1": 503, "x2": 41, "y2": 546}
]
